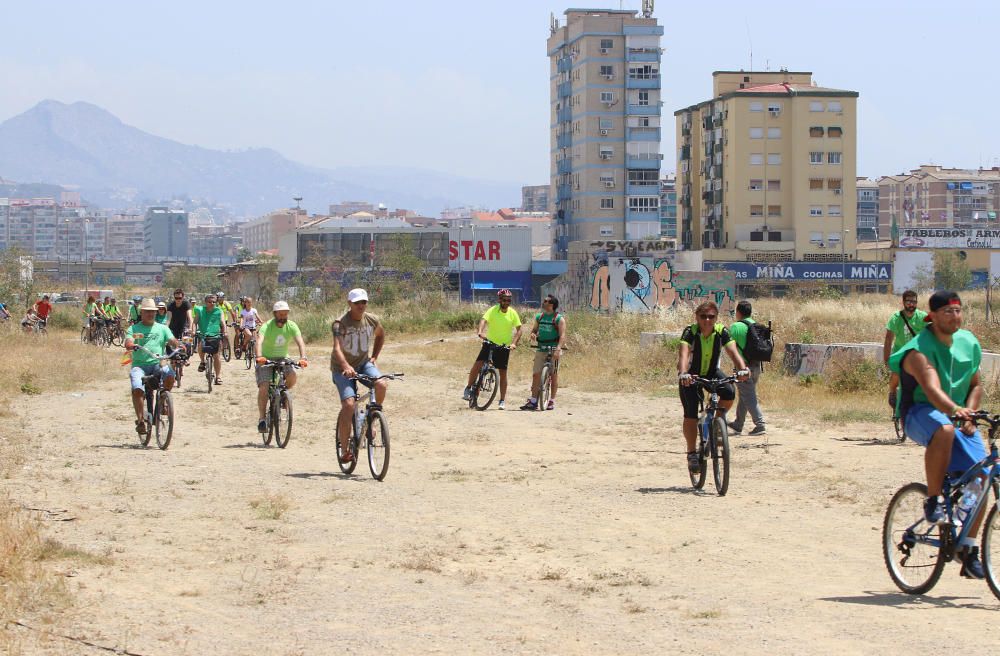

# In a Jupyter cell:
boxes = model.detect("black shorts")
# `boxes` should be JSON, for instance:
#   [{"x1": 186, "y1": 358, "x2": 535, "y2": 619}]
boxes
[
  {"x1": 476, "y1": 343, "x2": 510, "y2": 370},
  {"x1": 679, "y1": 369, "x2": 735, "y2": 419}
]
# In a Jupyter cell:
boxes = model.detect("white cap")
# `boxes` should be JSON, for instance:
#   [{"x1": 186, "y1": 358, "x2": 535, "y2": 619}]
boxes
[
  {"x1": 272, "y1": 301, "x2": 290, "y2": 312},
  {"x1": 156, "y1": 301, "x2": 167, "y2": 308},
  {"x1": 347, "y1": 288, "x2": 369, "y2": 303}
]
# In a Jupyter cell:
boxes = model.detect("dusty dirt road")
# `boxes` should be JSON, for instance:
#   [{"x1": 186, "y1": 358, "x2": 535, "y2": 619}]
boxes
[{"x1": 5, "y1": 336, "x2": 997, "y2": 655}]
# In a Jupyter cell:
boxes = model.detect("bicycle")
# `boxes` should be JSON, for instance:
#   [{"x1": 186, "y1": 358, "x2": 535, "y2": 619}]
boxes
[
  {"x1": 242, "y1": 328, "x2": 257, "y2": 370},
  {"x1": 688, "y1": 375, "x2": 738, "y2": 496},
  {"x1": 469, "y1": 340, "x2": 508, "y2": 411},
  {"x1": 259, "y1": 358, "x2": 302, "y2": 448},
  {"x1": 172, "y1": 331, "x2": 193, "y2": 387},
  {"x1": 107, "y1": 319, "x2": 125, "y2": 346},
  {"x1": 133, "y1": 345, "x2": 187, "y2": 450},
  {"x1": 883, "y1": 411, "x2": 1000, "y2": 599},
  {"x1": 533, "y1": 345, "x2": 563, "y2": 411},
  {"x1": 197, "y1": 333, "x2": 221, "y2": 393},
  {"x1": 337, "y1": 373, "x2": 404, "y2": 480}
]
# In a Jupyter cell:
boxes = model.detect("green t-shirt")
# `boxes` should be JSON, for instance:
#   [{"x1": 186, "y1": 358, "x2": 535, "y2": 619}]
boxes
[
  {"x1": 482, "y1": 304, "x2": 521, "y2": 346},
  {"x1": 129, "y1": 304, "x2": 141, "y2": 322},
  {"x1": 84, "y1": 302, "x2": 97, "y2": 316},
  {"x1": 729, "y1": 318, "x2": 755, "y2": 355},
  {"x1": 196, "y1": 306, "x2": 224, "y2": 337},
  {"x1": 886, "y1": 309, "x2": 928, "y2": 353},
  {"x1": 126, "y1": 322, "x2": 173, "y2": 367},
  {"x1": 889, "y1": 327, "x2": 981, "y2": 408},
  {"x1": 154, "y1": 312, "x2": 168, "y2": 324},
  {"x1": 259, "y1": 319, "x2": 302, "y2": 359}
]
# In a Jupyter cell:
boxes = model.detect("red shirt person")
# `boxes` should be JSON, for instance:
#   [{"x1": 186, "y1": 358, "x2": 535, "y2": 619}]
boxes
[{"x1": 33, "y1": 295, "x2": 53, "y2": 321}]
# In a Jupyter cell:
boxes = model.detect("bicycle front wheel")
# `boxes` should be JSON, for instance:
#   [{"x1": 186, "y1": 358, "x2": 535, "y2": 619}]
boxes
[
  {"x1": 710, "y1": 417, "x2": 730, "y2": 496},
  {"x1": 689, "y1": 425, "x2": 707, "y2": 490},
  {"x1": 982, "y1": 503, "x2": 1000, "y2": 601},
  {"x1": 244, "y1": 341, "x2": 254, "y2": 370},
  {"x1": 80, "y1": 327, "x2": 88, "y2": 344},
  {"x1": 473, "y1": 368, "x2": 498, "y2": 411},
  {"x1": 274, "y1": 390, "x2": 292, "y2": 449},
  {"x1": 205, "y1": 359, "x2": 213, "y2": 393},
  {"x1": 537, "y1": 364, "x2": 551, "y2": 411},
  {"x1": 336, "y1": 414, "x2": 359, "y2": 475},
  {"x1": 221, "y1": 336, "x2": 231, "y2": 362},
  {"x1": 155, "y1": 391, "x2": 174, "y2": 450},
  {"x1": 367, "y1": 410, "x2": 390, "y2": 481},
  {"x1": 882, "y1": 482, "x2": 946, "y2": 595}
]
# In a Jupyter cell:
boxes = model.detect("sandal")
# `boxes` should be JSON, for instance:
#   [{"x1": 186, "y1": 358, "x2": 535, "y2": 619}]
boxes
[
  {"x1": 687, "y1": 452, "x2": 701, "y2": 473},
  {"x1": 135, "y1": 419, "x2": 147, "y2": 434},
  {"x1": 197, "y1": 362, "x2": 206, "y2": 372},
  {"x1": 215, "y1": 377, "x2": 222, "y2": 385}
]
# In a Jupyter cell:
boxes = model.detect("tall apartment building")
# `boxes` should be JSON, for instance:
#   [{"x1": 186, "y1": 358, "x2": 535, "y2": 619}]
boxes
[
  {"x1": 144, "y1": 207, "x2": 189, "y2": 258},
  {"x1": 521, "y1": 185, "x2": 550, "y2": 212},
  {"x1": 329, "y1": 201, "x2": 375, "y2": 217},
  {"x1": 659, "y1": 175, "x2": 676, "y2": 238},
  {"x1": 105, "y1": 212, "x2": 146, "y2": 260},
  {"x1": 878, "y1": 165, "x2": 1000, "y2": 238},
  {"x1": 0, "y1": 198, "x2": 97, "y2": 259},
  {"x1": 675, "y1": 71, "x2": 859, "y2": 260},
  {"x1": 240, "y1": 208, "x2": 309, "y2": 254},
  {"x1": 547, "y1": 4, "x2": 663, "y2": 258},
  {"x1": 856, "y1": 178, "x2": 879, "y2": 241}
]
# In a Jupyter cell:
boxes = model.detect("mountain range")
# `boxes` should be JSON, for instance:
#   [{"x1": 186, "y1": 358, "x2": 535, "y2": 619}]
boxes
[{"x1": 0, "y1": 100, "x2": 523, "y2": 216}]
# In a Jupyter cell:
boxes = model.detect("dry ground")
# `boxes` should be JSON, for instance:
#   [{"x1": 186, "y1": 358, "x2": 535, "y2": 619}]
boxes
[{"x1": 2, "y1": 333, "x2": 998, "y2": 655}]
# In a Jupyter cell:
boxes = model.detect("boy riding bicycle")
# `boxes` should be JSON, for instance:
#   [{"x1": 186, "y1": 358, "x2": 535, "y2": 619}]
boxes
[{"x1": 520, "y1": 294, "x2": 566, "y2": 411}]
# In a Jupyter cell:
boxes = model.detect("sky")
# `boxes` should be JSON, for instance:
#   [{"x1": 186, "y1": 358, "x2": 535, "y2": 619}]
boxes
[{"x1": 2, "y1": 0, "x2": 999, "y2": 185}]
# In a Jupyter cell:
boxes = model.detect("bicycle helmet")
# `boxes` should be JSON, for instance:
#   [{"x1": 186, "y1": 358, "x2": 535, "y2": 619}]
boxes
[
  {"x1": 497, "y1": 288, "x2": 512, "y2": 299},
  {"x1": 132, "y1": 295, "x2": 142, "y2": 303},
  {"x1": 217, "y1": 291, "x2": 226, "y2": 299}
]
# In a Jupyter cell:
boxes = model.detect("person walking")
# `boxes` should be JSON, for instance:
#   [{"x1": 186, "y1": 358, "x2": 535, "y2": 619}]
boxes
[{"x1": 728, "y1": 300, "x2": 766, "y2": 436}]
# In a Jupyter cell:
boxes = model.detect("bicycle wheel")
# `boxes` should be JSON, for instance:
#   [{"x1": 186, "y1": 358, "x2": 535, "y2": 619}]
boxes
[
  {"x1": 689, "y1": 426, "x2": 708, "y2": 490},
  {"x1": 473, "y1": 367, "x2": 498, "y2": 411},
  {"x1": 537, "y1": 364, "x2": 551, "y2": 411},
  {"x1": 262, "y1": 391, "x2": 274, "y2": 446},
  {"x1": 80, "y1": 327, "x2": 88, "y2": 344},
  {"x1": 336, "y1": 413, "x2": 359, "y2": 475},
  {"x1": 893, "y1": 416, "x2": 907, "y2": 443},
  {"x1": 982, "y1": 503, "x2": 1000, "y2": 601},
  {"x1": 221, "y1": 336, "x2": 231, "y2": 362},
  {"x1": 244, "y1": 341, "x2": 254, "y2": 370},
  {"x1": 274, "y1": 390, "x2": 292, "y2": 448},
  {"x1": 174, "y1": 360, "x2": 184, "y2": 387},
  {"x1": 710, "y1": 417, "x2": 730, "y2": 496},
  {"x1": 139, "y1": 395, "x2": 153, "y2": 447},
  {"x1": 109, "y1": 327, "x2": 123, "y2": 347},
  {"x1": 205, "y1": 358, "x2": 213, "y2": 393},
  {"x1": 366, "y1": 410, "x2": 391, "y2": 481},
  {"x1": 882, "y1": 482, "x2": 947, "y2": 595},
  {"x1": 155, "y1": 391, "x2": 174, "y2": 450}
]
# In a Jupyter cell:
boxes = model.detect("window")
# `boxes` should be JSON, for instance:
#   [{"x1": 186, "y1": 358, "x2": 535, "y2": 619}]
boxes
[
  {"x1": 828, "y1": 205, "x2": 842, "y2": 216},
  {"x1": 828, "y1": 126, "x2": 843, "y2": 138},
  {"x1": 828, "y1": 101, "x2": 842, "y2": 112},
  {"x1": 768, "y1": 205, "x2": 781, "y2": 217},
  {"x1": 748, "y1": 179, "x2": 763, "y2": 191},
  {"x1": 810, "y1": 206, "x2": 823, "y2": 217},
  {"x1": 809, "y1": 126, "x2": 824, "y2": 137},
  {"x1": 599, "y1": 146, "x2": 614, "y2": 159},
  {"x1": 599, "y1": 65, "x2": 614, "y2": 78},
  {"x1": 628, "y1": 170, "x2": 658, "y2": 185},
  {"x1": 749, "y1": 127, "x2": 763, "y2": 139},
  {"x1": 599, "y1": 118, "x2": 613, "y2": 130},
  {"x1": 749, "y1": 101, "x2": 763, "y2": 112},
  {"x1": 628, "y1": 196, "x2": 660, "y2": 211},
  {"x1": 809, "y1": 178, "x2": 824, "y2": 190},
  {"x1": 600, "y1": 225, "x2": 614, "y2": 237},
  {"x1": 637, "y1": 91, "x2": 650, "y2": 106},
  {"x1": 827, "y1": 178, "x2": 842, "y2": 190},
  {"x1": 810, "y1": 231, "x2": 824, "y2": 244},
  {"x1": 767, "y1": 102, "x2": 782, "y2": 113},
  {"x1": 600, "y1": 39, "x2": 613, "y2": 50},
  {"x1": 600, "y1": 91, "x2": 615, "y2": 104},
  {"x1": 750, "y1": 205, "x2": 763, "y2": 217},
  {"x1": 628, "y1": 64, "x2": 658, "y2": 79},
  {"x1": 600, "y1": 198, "x2": 614, "y2": 210},
  {"x1": 767, "y1": 153, "x2": 781, "y2": 165},
  {"x1": 599, "y1": 173, "x2": 615, "y2": 187},
  {"x1": 828, "y1": 152, "x2": 842, "y2": 164},
  {"x1": 750, "y1": 153, "x2": 763, "y2": 165},
  {"x1": 826, "y1": 232, "x2": 842, "y2": 243},
  {"x1": 767, "y1": 127, "x2": 781, "y2": 139},
  {"x1": 809, "y1": 101, "x2": 824, "y2": 112},
  {"x1": 810, "y1": 152, "x2": 824, "y2": 164}
]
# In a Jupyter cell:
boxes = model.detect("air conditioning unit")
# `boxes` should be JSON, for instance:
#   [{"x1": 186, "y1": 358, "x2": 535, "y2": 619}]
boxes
[
  {"x1": 600, "y1": 154, "x2": 612, "y2": 160},
  {"x1": 834, "y1": 189, "x2": 842, "y2": 195},
  {"x1": 603, "y1": 74, "x2": 614, "y2": 80},
  {"x1": 600, "y1": 129, "x2": 609, "y2": 136},
  {"x1": 600, "y1": 48, "x2": 610, "y2": 54},
  {"x1": 604, "y1": 181, "x2": 615, "y2": 188},
  {"x1": 769, "y1": 110, "x2": 781, "y2": 118}
]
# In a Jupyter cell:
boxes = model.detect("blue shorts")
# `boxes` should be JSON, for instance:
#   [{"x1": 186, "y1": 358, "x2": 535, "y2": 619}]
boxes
[
  {"x1": 332, "y1": 361, "x2": 382, "y2": 401},
  {"x1": 130, "y1": 363, "x2": 173, "y2": 391},
  {"x1": 905, "y1": 403, "x2": 988, "y2": 474}
]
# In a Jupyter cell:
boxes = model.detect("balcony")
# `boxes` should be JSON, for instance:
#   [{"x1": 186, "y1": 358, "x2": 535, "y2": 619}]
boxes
[
  {"x1": 627, "y1": 208, "x2": 661, "y2": 223},
  {"x1": 626, "y1": 154, "x2": 663, "y2": 169},
  {"x1": 626, "y1": 182, "x2": 659, "y2": 196},
  {"x1": 626, "y1": 103, "x2": 662, "y2": 116},
  {"x1": 557, "y1": 57, "x2": 572, "y2": 73},
  {"x1": 557, "y1": 132, "x2": 572, "y2": 149},
  {"x1": 626, "y1": 126, "x2": 660, "y2": 142},
  {"x1": 557, "y1": 159, "x2": 573, "y2": 174},
  {"x1": 558, "y1": 81, "x2": 572, "y2": 98},
  {"x1": 625, "y1": 48, "x2": 660, "y2": 62},
  {"x1": 626, "y1": 76, "x2": 661, "y2": 90},
  {"x1": 557, "y1": 106, "x2": 572, "y2": 123}
]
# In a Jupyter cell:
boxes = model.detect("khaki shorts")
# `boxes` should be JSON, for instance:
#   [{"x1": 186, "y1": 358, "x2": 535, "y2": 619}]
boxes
[{"x1": 533, "y1": 350, "x2": 560, "y2": 376}]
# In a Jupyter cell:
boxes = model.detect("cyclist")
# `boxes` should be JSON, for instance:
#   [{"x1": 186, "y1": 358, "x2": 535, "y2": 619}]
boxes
[
  {"x1": 463, "y1": 289, "x2": 522, "y2": 410},
  {"x1": 193, "y1": 294, "x2": 226, "y2": 385},
  {"x1": 727, "y1": 300, "x2": 766, "y2": 436},
  {"x1": 32, "y1": 295, "x2": 53, "y2": 330},
  {"x1": 888, "y1": 290, "x2": 986, "y2": 579},
  {"x1": 520, "y1": 294, "x2": 566, "y2": 411},
  {"x1": 216, "y1": 291, "x2": 236, "y2": 345},
  {"x1": 237, "y1": 296, "x2": 262, "y2": 358},
  {"x1": 677, "y1": 300, "x2": 750, "y2": 474},
  {"x1": 128, "y1": 295, "x2": 143, "y2": 324},
  {"x1": 884, "y1": 290, "x2": 926, "y2": 411},
  {"x1": 20, "y1": 308, "x2": 41, "y2": 333},
  {"x1": 154, "y1": 301, "x2": 170, "y2": 324},
  {"x1": 124, "y1": 298, "x2": 181, "y2": 435},
  {"x1": 331, "y1": 288, "x2": 385, "y2": 463},
  {"x1": 166, "y1": 288, "x2": 193, "y2": 342},
  {"x1": 0, "y1": 300, "x2": 10, "y2": 321},
  {"x1": 82, "y1": 295, "x2": 101, "y2": 341},
  {"x1": 254, "y1": 300, "x2": 307, "y2": 434}
]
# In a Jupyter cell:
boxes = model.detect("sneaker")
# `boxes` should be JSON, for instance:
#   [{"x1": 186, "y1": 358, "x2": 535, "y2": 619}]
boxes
[
  {"x1": 258, "y1": 419, "x2": 267, "y2": 434},
  {"x1": 727, "y1": 422, "x2": 743, "y2": 435},
  {"x1": 135, "y1": 419, "x2": 147, "y2": 435},
  {"x1": 462, "y1": 387, "x2": 472, "y2": 401},
  {"x1": 497, "y1": 400, "x2": 505, "y2": 410},
  {"x1": 923, "y1": 495, "x2": 946, "y2": 525},
  {"x1": 546, "y1": 399, "x2": 555, "y2": 411},
  {"x1": 748, "y1": 426, "x2": 766, "y2": 436},
  {"x1": 687, "y1": 452, "x2": 701, "y2": 473},
  {"x1": 958, "y1": 546, "x2": 985, "y2": 579},
  {"x1": 520, "y1": 399, "x2": 538, "y2": 411}
]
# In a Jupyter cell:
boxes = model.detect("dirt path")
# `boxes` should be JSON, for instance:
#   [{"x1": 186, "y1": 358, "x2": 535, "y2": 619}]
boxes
[{"x1": 5, "y1": 337, "x2": 997, "y2": 654}]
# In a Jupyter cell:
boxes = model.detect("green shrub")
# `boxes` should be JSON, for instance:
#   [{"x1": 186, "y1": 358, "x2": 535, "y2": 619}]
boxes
[
  {"x1": 295, "y1": 311, "x2": 332, "y2": 344},
  {"x1": 825, "y1": 353, "x2": 884, "y2": 393},
  {"x1": 46, "y1": 307, "x2": 79, "y2": 330},
  {"x1": 441, "y1": 310, "x2": 480, "y2": 332}
]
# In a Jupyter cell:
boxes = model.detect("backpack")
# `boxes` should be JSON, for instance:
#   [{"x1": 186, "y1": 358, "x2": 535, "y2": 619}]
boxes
[{"x1": 741, "y1": 320, "x2": 773, "y2": 363}]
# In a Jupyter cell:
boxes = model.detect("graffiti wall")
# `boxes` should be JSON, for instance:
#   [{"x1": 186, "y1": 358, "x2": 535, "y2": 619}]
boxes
[
  {"x1": 782, "y1": 343, "x2": 883, "y2": 376},
  {"x1": 541, "y1": 239, "x2": 734, "y2": 313}
]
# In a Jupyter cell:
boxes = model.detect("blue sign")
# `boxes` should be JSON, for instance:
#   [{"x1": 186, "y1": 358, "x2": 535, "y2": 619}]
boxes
[{"x1": 705, "y1": 261, "x2": 892, "y2": 281}]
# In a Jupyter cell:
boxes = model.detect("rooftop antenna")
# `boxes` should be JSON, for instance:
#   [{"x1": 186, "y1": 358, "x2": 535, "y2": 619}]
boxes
[
  {"x1": 642, "y1": 0, "x2": 654, "y2": 18},
  {"x1": 293, "y1": 196, "x2": 302, "y2": 210},
  {"x1": 745, "y1": 19, "x2": 753, "y2": 75},
  {"x1": 549, "y1": 12, "x2": 557, "y2": 36}
]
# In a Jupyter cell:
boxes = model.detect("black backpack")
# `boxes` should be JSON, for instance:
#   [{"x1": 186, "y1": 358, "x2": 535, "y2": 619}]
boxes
[{"x1": 741, "y1": 320, "x2": 774, "y2": 363}]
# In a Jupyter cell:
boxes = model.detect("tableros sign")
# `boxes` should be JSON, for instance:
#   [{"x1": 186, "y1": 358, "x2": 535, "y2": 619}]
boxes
[
  {"x1": 899, "y1": 228, "x2": 1000, "y2": 249},
  {"x1": 705, "y1": 262, "x2": 892, "y2": 281}
]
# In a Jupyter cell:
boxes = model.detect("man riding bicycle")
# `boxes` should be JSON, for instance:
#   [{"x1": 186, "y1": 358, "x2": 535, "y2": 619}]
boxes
[
  {"x1": 128, "y1": 295, "x2": 143, "y2": 324},
  {"x1": 32, "y1": 295, "x2": 53, "y2": 329},
  {"x1": 331, "y1": 288, "x2": 386, "y2": 463},
  {"x1": 194, "y1": 294, "x2": 226, "y2": 385},
  {"x1": 124, "y1": 298, "x2": 181, "y2": 435},
  {"x1": 463, "y1": 289, "x2": 522, "y2": 410},
  {"x1": 520, "y1": 294, "x2": 566, "y2": 411},
  {"x1": 884, "y1": 290, "x2": 926, "y2": 411},
  {"x1": 677, "y1": 300, "x2": 749, "y2": 474},
  {"x1": 889, "y1": 290, "x2": 987, "y2": 579},
  {"x1": 166, "y1": 288, "x2": 193, "y2": 342},
  {"x1": 254, "y1": 301, "x2": 307, "y2": 434}
]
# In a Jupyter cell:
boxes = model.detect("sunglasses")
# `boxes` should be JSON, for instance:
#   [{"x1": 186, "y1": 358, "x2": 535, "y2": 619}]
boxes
[
  {"x1": 698, "y1": 314, "x2": 717, "y2": 320},
  {"x1": 352, "y1": 300, "x2": 368, "y2": 305}
]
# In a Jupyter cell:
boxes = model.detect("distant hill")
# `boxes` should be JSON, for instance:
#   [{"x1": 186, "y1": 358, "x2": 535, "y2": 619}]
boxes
[{"x1": 0, "y1": 100, "x2": 522, "y2": 216}]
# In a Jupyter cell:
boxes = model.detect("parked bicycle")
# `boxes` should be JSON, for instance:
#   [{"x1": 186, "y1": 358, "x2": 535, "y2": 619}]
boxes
[
  {"x1": 133, "y1": 344, "x2": 187, "y2": 450},
  {"x1": 469, "y1": 340, "x2": 507, "y2": 411},
  {"x1": 337, "y1": 373, "x2": 404, "y2": 480},
  {"x1": 689, "y1": 375, "x2": 737, "y2": 496},
  {"x1": 883, "y1": 410, "x2": 1000, "y2": 599},
  {"x1": 259, "y1": 358, "x2": 301, "y2": 448}
]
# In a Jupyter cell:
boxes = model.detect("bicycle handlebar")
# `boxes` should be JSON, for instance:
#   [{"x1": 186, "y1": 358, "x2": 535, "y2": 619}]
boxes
[
  {"x1": 350, "y1": 372, "x2": 404, "y2": 383},
  {"x1": 690, "y1": 374, "x2": 739, "y2": 387},
  {"x1": 481, "y1": 339, "x2": 511, "y2": 350},
  {"x1": 949, "y1": 411, "x2": 1000, "y2": 428},
  {"x1": 260, "y1": 357, "x2": 304, "y2": 369},
  {"x1": 132, "y1": 343, "x2": 188, "y2": 361}
]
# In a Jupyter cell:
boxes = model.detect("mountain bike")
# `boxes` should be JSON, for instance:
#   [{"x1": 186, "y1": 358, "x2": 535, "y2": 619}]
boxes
[
  {"x1": 533, "y1": 345, "x2": 563, "y2": 411},
  {"x1": 107, "y1": 319, "x2": 125, "y2": 346},
  {"x1": 241, "y1": 328, "x2": 257, "y2": 370},
  {"x1": 259, "y1": 358, "x2": 302, "y2": 448},
  {"x1": 689, "y1": 375, "x2": 738, "y2": 496},
  {"x1": 221, "y1": 331, "x2": 232, "y2": 362},
  {"x1": 173, "y1": 331, "x2": 193, "y2": 387},
  {"x1": 883, "y1": 411, "x2": 1000, "y2": 599},
  {"x1": 337, "y1": 373, "x2": 404, "y2": 480},
  {"x1": 469, "y1": 340, "x2": 507, "y2": 411},
  {"x1": 133, "y1": 345, "x2": 187, "y2": 450},
  {"x1": 197, "y1": 333, "x2": 221, "y2": 393}
]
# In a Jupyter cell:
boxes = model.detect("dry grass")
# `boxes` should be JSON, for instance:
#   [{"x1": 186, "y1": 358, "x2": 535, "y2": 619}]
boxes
[{"x1": 248, "y1": 493, "x2": 293, "y2": 520}]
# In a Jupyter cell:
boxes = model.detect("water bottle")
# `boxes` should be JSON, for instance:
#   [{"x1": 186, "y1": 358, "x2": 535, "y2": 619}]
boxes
[
  {"x1": 356, "y1": 406, "x2": 366, "y2": 435},
  {"x1": 955, "y1": 479, "x2": 983, "y2": 528}
]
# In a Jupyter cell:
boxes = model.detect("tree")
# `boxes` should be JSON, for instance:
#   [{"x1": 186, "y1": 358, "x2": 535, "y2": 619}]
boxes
[
  {"x1": 162, "y1": 264, "x2": 222, "y2": 298},
  {"x1": 934, "y1": 251, "x2": 972, "y2": 291},
  {"x1": 0, "y1": 247, "x2": 37, "y2": 309}
]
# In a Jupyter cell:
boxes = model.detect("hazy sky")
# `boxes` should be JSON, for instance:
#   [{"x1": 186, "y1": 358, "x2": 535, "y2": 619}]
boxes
[{"x1": 2, "y1": 0, "x2": 998, "y2": 184}]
